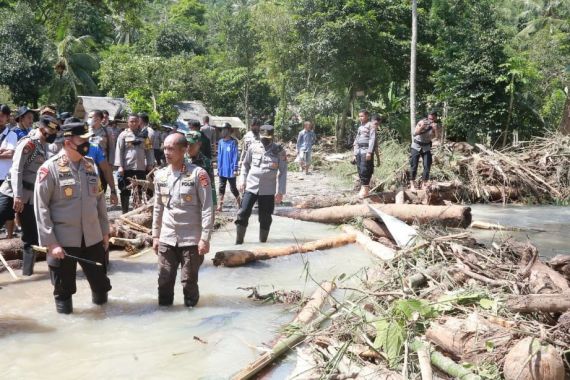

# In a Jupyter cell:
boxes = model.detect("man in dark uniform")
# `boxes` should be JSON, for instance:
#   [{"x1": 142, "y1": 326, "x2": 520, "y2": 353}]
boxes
[
  {"x1": 352, "y1": 109, "x2": 376, "y2": 198},
  {"x1": 114, "y1": 114, "x2": 155, "y2": 213},
  {"x1": 34, "y1": 120, "x2": 112, "y2": 314},
  {"x1": 0, "y1": 116, "x2": 58, "y2": 275},
  {"x1": 236, "y1": 125, "x2": 287, "y2": 244}
]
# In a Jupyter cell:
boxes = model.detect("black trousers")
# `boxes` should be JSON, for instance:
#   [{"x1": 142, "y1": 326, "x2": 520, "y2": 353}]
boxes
[
  {"x1": 218, "y1": 176, "x2": 239, "y2": 198},
  {"x1": 20, "y1": 202, "x2": 38, "y2": 250},
  {"x1": 157, "y1": 243, "x2": 204, "y2": 304},
  {"x1": 154, "y1": 149, "x2": 164, "y2": 166},
  {"x1": 48, "y1": 240, "x2": 112, "y2": 301},
  {"x1": 235, "y1": 191, "x2": 274, "y2": 230},
  {"x1": 117, "y1": 170, "x2": 146, "y2": 213},
  {"x1": 409, "y1": 148, "x2": 432, "y2": 181},
  {"x1": 0, "y1": 193, "x2": 15, "y2": 226},
  {"x1": 355, "y1": 152, "x2": 374, "y2": 186}
]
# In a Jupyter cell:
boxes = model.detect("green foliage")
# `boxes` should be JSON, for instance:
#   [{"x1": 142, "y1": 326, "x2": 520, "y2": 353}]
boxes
[{"x1": 0, "y1": 3, "x2": 53, "y2": 106}]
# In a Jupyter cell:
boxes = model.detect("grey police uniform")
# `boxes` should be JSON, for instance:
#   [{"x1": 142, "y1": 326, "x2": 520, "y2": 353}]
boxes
[
  {"x1": 353, "y1": 122, "x2": 376, "y2": 186},
  {"x1": 409, "y1": 118, "x2": 437, "y2": 181},
  {"x1": 238, "y1": 130, "x2": 260, "y2": 168},
  {"x1": 236, "y1": 134, "x2": 287, "y2": 243},
  {"x1": 34, "y1": 151, "x2": 112, "y2": 308},
  {"x1": 114, "y1": 127, "x2": 155, "y2": 213},
  {"x1": 0, "y1": 133, "x2": 48, "y2": 252},
  {"x1": 105, "y1": 125, "x2": 122, "y2": 166},
  {"x1": 152, "y1": 161, "x2": 213, "y2": 307}
]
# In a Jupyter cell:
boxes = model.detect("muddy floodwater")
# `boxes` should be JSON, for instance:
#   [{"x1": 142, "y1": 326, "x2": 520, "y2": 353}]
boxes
[
  {"x1": 470, "y1": 204, "x2": 570, "y2": 259},
  {"x1": 0, "y1": 216, "x2": 373, "y2": 380},
  {"x1": 1, "y1": 205, "x2": 568, "y2": 379}
]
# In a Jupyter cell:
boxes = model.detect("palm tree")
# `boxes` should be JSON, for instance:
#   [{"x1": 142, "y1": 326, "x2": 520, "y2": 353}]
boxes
[
  {"x1": 517, "y1": 0, "x2": 570, "y2": 36},
  {"x1": 51, "y1": 35, "x2": 99, "y2": 100}
]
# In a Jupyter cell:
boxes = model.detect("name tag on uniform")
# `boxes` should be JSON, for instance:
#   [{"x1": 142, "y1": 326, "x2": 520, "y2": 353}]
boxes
[{"x1": 60, "y1": 178, "x2": 76, "y2": 186}]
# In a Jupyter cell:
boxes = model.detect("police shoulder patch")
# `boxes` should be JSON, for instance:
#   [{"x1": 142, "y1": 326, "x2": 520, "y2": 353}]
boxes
[
  {"x1": 22, "y1": 139, "x2": 35, "y2": 155},
  {"x1": 198, "y1": 169, "x2": 209, "y2": 188},
  {"x1": 38, "y1": 166, "x2": 49, "y2": 183}
]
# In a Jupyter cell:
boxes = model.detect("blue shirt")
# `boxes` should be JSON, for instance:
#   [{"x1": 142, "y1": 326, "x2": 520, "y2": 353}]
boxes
[
  {"x1": 217, "y1": 138, "x2": 239, "y2": 178},
  {"x1": 13, "y1": 127, "x2": 30, "y2": 141},
  {"x1": 296, "y1": 129, "x2": 316, "y2": 152},
  {"x1": 87, "y1": 144, "x2": 106, "y2": 166}
]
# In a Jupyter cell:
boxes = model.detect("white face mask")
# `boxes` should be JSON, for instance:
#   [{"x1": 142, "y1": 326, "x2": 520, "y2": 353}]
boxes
[{"x1": 88, "y1": 118, "x2": 95, "y2": 127}]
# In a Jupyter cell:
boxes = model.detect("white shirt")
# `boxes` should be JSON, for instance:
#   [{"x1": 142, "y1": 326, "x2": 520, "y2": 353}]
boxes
[{"x1": 0, "y1": 127, "x2": 17, "y2": 180}]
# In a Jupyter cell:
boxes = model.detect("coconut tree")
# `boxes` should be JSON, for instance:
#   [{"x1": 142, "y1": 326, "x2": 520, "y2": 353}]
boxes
[{"x1": 50, "y1": 35, "x2": 99, "y2": 101}]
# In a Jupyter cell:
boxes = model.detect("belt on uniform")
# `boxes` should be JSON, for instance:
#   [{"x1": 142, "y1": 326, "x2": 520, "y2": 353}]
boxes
[
  {"x1": 22, "y1": 181, "x2": 35, "y2": 191},
  {"x1": 413, "y1": 140, "x2": 432, "y2": 146},
  {"x1": 358, "y1": 143, "x2": 370, "y2": 148}
]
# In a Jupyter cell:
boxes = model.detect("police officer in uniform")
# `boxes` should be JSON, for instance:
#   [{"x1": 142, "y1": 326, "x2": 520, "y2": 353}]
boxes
[
  {"x1": 152, "y1": 133, "x2": 213, "y2": 307},
  {"x1": 236, "y1": 125, "x2": 287, "y2": 244},
  {"x1": 186, "y1": 131, "x2": 217, "y2": 210},
  {"x1": 352, "y1": 109, "x2": 376, "y2": 198},
  {"x1": 34, "y1": 120, "x2": 112, "y2": 314},
  {"x1": 238, "y1": 117, "x2": 261, "y2": 172},
  {"x1": 0, "y1": 115, "x2": 58, "y2": 275},
  {"x1": 114, "y1": 114, "x2": 155, "y2": 213},
  {"x1": 409, "y1": 111, "x2": 441, "y2": 190}
]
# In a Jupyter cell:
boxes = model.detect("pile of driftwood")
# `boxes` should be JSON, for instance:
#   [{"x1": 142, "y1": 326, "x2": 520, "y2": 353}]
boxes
[{"x1": 230, "y1": 226, "x2": 570, "y2": 379}]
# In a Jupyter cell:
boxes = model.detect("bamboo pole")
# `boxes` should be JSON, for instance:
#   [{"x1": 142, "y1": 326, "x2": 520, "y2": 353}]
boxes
[
  {"x1": 340, "y1": 225, "x2": 395, "y2": 261},
  {"x1": 410, "y1": 339, "x2": 481, "y2": 380}
]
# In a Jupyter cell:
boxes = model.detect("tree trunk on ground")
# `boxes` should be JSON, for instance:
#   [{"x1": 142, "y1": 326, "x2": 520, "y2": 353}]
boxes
[
  {"x1": 362, "y1": 218, "x2": 393, "y2": 240},
  {"x1": 425, "y1": 315, "x2": 513, "y2": 365},
  {"x1": 410, "y1": 0, "x2": 417, "y2": 140},
  {"x1": 275, "y1": 204, "x2": 472, "y2": 228},
  {"x1": 0, "y1": 238, "x2": 23, "y2": 260},
  {"x1": 212, "y1": 234, "x2": 357, "y2": 267},
  {"x1": 506, "y1": 294, "x2": 570, "y2": 313},
  {"x1": 340, "y1": 225, "x2": 395, "y2": 260},
  {"x1": 549, "y1": 255, "x2": 570, "y2": 282},
  {"x1": 410, "y1": 340, "x2": 481, "y2": 380},
  {"x1": 293, "y1": 195, "x2": 358, "y2": 209}
]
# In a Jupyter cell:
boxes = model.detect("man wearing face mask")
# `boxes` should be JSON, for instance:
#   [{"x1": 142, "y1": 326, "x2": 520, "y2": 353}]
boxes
[
  {"x1": 0, "y1": 115, "x2": 59, "y2": 275},
  {"x1": 235, "y1": 125, "x2": 287, "y2": 244},
  {"x1": 34, "y1": 120, "x2": 112, "y2": 314},
  {"x1": 114, "y1": 114, "x2": 155, "y2": 213}
]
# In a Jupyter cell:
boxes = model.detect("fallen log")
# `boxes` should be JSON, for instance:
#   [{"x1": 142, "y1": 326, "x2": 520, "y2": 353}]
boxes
[
  {"x1": 410, "y1": 339, "x2": 481, "y2": 380},
  {"x1": 212, "y1": 234, "x2": 357, "y2": 267},
  {"x1": 0, "y1": 259, "x2": 21, "y2": 274},
  {"x1": 233, "y1": 283, "x2": 336, "y2": 380},
  {"x1": 109, "y1": 236, "x2": 146, "y2": 249},
  {"x1": 506, "y1": 294, "x2": 570, "y2": 313},
  {"x1": 503, "y1": 337, "x2": 565, "y2": 380},
  {"x1": 0, "y1": 239, "x2": 46, "y2": 261},
  {"x1": 340, "y1": 225, "x2": 395, "y2": 261},
  {"x1": 293, "y1": 195, "x2": 358, "y2": 209},
  {"x1": 549, "y1": 254, "x2": 570, "y2": 282},
  {"x1": 362, "y1": 218, "x2": 393, "y2": 240},
  {"x1": 292, "y1": 281, "x2": 335, "y2": 326},
  {"x1": 425, "y1": 315, "x2": 513, "y2": 364},
  {"x1": 275, "y1": 204, "x2": 472, "y2": 228}
]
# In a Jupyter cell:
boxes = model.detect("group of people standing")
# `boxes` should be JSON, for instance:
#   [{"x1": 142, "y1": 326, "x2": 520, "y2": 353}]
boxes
[{"x1": 352, "y1": 109, "x2": 442, "y2": 197}]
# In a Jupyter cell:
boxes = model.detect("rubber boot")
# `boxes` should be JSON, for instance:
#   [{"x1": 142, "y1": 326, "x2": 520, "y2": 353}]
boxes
[
  {"x1": 55, "y1": 298, "x2": 73, "y2": 314},
  {"x1": 184, "y1": 293, "x2": 199, "y2": 307},
  {"x1": 235, "y1": 224, "x2": 247, "y2": 245},
  {"x1": 259, "y1": 229, "x2": 270, "y2": 243},
  {"x1": 158, "y1": 295, "x2": 174, "y2": 306},
  {"x1": 92, "y1": 292, "x2": 108, "y2": 305},
  {"x1": 22, "y1": 248, "x2": 36, "y2": 276},
  {"x1": 120, "y1": 194, "x2": 130, "y2": 214}
]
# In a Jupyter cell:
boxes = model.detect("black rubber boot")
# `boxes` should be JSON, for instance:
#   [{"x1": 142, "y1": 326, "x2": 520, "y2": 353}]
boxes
[
  {"x1": 120, "y1": 194, "x2": 130, "y2": 214},
  {"x1": 259, "y1": 229, "x2": 270, "y2": 243},
  {"x1": 22, "y1": 248, "x2": 36, "y2": 276},
  {"x1": 158, "y1": 295, "x2": 174, "y2": 306},
  {"x1": 184, "y1": 296, "x2": 199, "y2": 308},
  {"x1": 92, "y1": 292, "x2": 108, "y2": 305},
  {"x1": 55, "y1": 298, "x2": 73, "y2": 314},
  {"x1": 235, "y1": 225, "x2": 247, "y2": 245}
]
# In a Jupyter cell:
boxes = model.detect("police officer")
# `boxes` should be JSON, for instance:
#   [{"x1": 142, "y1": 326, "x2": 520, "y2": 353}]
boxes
[
  {"x1": 352, "y1": 109, "x2": 376, "y2": 198},
  {"x1": 409, "y1": 111, "x2": 442, "y2": 190},
  {"x1": 238, "y1": 117, "x2": 261, "y2": 171},
  {"x1": 236, "y1": 125, "x2": 287, "y2": 244},
  {"x1": 186, "y1": 131, "x2": 217, "y2": 210},
  {"x1": 152, "y1": 133, "x2": 213, "y2": 307},
  {"x1": 88, "y1": 111, "x2": 117, "y2": 199},
  {"x1": 114, "y1": 113, "x2": 155, "y2": 213},
  {"x1": 0, "y1": 115, "x2": 58, "y2": 275},
  {"x1": 34, "y1": 120, "x2": 112, "y2": 314}
]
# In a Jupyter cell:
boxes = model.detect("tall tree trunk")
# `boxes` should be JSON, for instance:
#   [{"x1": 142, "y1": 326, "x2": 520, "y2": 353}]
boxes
[
  {"x1": 409, "y1": 0, "x2": 418, "y2": 141},
  {"x1": 336, "y1": 85, "x2": 354, "y2": 152},
  {"x1": 559, "y1": 93, "x2": 570, "y2": 135},
  {"x1": 244, "y1": 74, "x2": 250, "y2": 128},
  {"x1": 501, "y1": 85, "x2": 515, "y2": 147}
]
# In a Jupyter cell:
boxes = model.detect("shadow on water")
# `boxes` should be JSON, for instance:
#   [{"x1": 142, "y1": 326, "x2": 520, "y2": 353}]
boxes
[{"x1": 0, "y1": 315, "x2": 55, "y2": 338}]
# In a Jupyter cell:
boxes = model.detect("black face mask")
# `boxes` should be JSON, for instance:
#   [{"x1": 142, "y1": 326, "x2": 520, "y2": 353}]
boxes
[
  {"x1": 261, "y1": 137, "x2": 272, "y2": 147},
  {"x1": 41, "y1": 129, "x2": 57, "y2": 144},
  {"x1": 73, "y1": 141, "x2": 90, "y2": 156}
]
